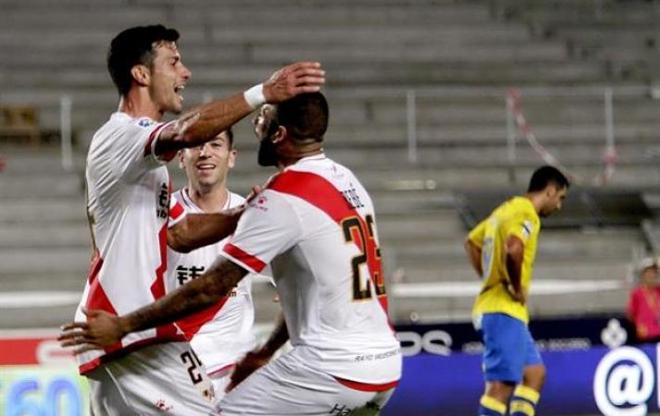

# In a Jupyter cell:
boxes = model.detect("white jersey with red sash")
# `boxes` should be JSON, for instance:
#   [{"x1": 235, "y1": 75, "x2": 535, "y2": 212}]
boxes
[
  {"x1": 167, "y1": 189, "x2": 256, "y2": 376},
  {"x1": 220, "y1": 154, "x2": 401, "y2": 385},
  {"x1": 74, "y1": 112, "x2": 184, "y2": 374}
]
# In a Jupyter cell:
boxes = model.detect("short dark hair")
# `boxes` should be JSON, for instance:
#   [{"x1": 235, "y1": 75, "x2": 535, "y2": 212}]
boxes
[
  {"x1": 222, "y1": 127, "x2": 234, "y2": 148},
  {"x1": 527, "y1": 165, "x2": 570, "y2": 193},
  {"x1": 107, "y1": 25, "x2": 180, "y2": 96},
  {"x1": 274, "y1": 92, "x2": 329, "y2": 142}
]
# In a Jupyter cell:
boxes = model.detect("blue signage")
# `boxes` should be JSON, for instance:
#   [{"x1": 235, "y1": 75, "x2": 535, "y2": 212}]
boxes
[{"x1": 384, "y1": 344, "x2": 660, "y2": 416}]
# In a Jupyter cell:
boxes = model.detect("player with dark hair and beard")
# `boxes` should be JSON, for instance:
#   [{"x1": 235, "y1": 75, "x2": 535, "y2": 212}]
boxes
[
  {"x1": 465, "y1": 165, "x2": 570, "y2": 416},
  {"x1": 64, "y1": 23, "x2": 324, "y2": 416},
  {"x1": 60, "y1": 92, "x2": 402, "y2": 415}
]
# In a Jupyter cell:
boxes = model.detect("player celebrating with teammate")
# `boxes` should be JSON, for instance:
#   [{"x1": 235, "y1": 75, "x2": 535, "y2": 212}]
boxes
[
  {"x1": 465, "y1": 166, "x2": 569, "y2": 416},
  {"x1": 60, "y1": 92, "x2": 402, "y2": 415},
  {"x1": 71, "y1": 24, "x2": 323, "y2": 415},
  {"x1": 168, "y1": 127, "x2": 261, "y2": 398}
]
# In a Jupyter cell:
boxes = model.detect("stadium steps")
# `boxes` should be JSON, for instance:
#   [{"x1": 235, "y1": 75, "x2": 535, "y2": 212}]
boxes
[
  {"x1": 202, "y1": 165, "x2": 660, "y2": 196},
  {"x1": 4, "y1": 86, "x2": 660, "y2": 145},
  {"x1": 494, "y1": 0, "x2": 660, "y2": 82},
  {"x1": 385, "y1": 229, "x2": 644, "y2": 262},
  {"x1": 2, "y1": 0, "x2": 657, "y2": 328}
]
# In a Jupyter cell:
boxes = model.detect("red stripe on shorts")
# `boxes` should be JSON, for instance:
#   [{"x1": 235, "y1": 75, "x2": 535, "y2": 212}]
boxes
[{"x1": 334, "y1": 377, "x2": 399, "y2": 392}]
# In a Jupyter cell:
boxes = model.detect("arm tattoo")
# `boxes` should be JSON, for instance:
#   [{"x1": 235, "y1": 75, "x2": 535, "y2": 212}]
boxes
[{"x1": 123, "y1": 259, "x2": 248, "y2": 334}]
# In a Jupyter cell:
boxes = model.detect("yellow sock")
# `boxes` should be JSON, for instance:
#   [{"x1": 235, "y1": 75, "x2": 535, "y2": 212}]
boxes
[
  {"x1": 509, "y1": 385, "x2": 540, "y2": 416},
  {"x1": 478, "y1": 395, "x2": 506, "y2": 416}
]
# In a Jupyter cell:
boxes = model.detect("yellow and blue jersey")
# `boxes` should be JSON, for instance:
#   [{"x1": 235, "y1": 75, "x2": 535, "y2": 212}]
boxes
[{"x1": 468, "y1": 196, "x2": 540, "y2": 324}]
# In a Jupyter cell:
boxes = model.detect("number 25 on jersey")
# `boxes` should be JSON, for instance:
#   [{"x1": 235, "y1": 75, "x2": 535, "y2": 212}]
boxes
[{"x1": 341, "y1": 214, "x2": 386, "y2": 301}]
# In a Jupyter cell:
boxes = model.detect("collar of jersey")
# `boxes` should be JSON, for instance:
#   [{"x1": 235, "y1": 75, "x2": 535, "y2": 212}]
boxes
[{"x1": 181, "y1": 187, "x2": 232, "y2": 213}]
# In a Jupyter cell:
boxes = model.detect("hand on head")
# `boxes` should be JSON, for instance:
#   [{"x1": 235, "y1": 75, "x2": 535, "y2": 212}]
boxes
[{"x1": 263, "y1": 62, "x2": 325, "y2": 103}]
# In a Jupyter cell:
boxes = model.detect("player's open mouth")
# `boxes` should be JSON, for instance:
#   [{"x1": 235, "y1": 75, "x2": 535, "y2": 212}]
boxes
[
  {"x1": 174, "y1": 85, "x2": 185, "y2": 101},
  {"x1": 196, "y1": 163, "x2": 216, "y2": 171}
]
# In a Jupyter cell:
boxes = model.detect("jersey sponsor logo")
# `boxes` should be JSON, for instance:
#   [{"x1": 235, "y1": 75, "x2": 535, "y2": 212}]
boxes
[
  {"x1": 175, "y1": 264, "x2": 206, "y2": 285},
  {"x1": 157, "y1": 182, "x2": 169, "y2": 219},
  {"x1": 174, "y1": 264, "x2": 238, "y2": 296}
]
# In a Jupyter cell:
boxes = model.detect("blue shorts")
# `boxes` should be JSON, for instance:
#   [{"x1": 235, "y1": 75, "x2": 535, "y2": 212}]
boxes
[{"x1": 479, "y1": 313, "x2": 543, "y2": 383}]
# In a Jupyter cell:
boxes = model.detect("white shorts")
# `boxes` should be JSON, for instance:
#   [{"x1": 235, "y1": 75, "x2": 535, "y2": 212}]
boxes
[
  {"x1": 208, "y1": 364, "x2": 235, "y2": 401},
  {"x1": 217, "y1": 348, "x2": 397, "y2": 416},
  {"x1": 86, "y1": 342, "x2": 218, "y2": 415}
]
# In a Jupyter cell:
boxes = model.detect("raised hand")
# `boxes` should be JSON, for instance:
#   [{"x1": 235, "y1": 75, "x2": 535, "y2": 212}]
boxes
[
  {"x1": 263, "y1": 62, "x2": 325, "y2": 103},
  {"x1": 161, "y1": 111, "x2": 201, "y2": 141}
]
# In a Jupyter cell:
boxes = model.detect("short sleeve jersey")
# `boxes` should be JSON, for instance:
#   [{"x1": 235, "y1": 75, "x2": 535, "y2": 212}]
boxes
[
  {"x1": 166, "y1": 189, "x2": 256, "y2": 375},
  {"x1": 468, "y1": 196, "x2": 541, "y2": 323},
  {"x1": 220, "y1": 155, "x2": 402, "y2": 384},
  {"x1": 74, "y1": 112, "x2": 183, "y2": 374}
]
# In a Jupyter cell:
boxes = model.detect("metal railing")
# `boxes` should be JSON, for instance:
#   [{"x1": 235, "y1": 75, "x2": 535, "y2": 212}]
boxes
[{"x1": 1, "y1": 84, "x2": 657, "y2": 178}]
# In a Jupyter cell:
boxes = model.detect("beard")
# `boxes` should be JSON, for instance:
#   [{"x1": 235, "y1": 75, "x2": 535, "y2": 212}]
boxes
[{"x1": 258, "y1": 136, "x2": 279, "y2": 166}]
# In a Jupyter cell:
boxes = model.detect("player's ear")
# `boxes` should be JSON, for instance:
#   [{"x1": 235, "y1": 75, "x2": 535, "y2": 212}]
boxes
[
  {"x1": 178, "y1": 150, "x2": 185, "y2": 170},
  {"x1": 272, "y1": 126, "x2": 287, "y2": 144},
  {"x1": 131, "y1": 64, "x2": 150, "y2": 87},
  {"x1": 228, "y1": 148, "x2": 237, "y2": 169},
  {"x1": 545, "y1": 185, "x2": 555, "y2": 198}
]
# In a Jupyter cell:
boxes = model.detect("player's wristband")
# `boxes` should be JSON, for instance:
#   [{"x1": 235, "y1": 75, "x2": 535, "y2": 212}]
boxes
[{"x1": 244, "y1": 84, "x2": 266, "y2": 110}]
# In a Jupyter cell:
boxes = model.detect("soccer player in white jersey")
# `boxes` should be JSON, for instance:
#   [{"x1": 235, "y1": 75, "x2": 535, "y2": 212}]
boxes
[
  {"x1": 167, "y1": 128, "x2": 258, "y2": 398},
  {"x1": 61, "y1": 92, "x2": 402, "y2": 415},
  {"x1": 62, "y1": 24, "x2": 324, "y2": 415}
]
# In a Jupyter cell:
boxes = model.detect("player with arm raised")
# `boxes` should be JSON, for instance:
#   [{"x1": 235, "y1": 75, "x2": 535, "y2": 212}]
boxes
[
  {"x1": 73, "y1": 24, "x2": 323, "y2": 416},
  {"x1": 61, "y1": 92, "x2": 401, "y2": 415},
  {"x1": 167, "y1": 127, "x2": 264, "y2": 398}
]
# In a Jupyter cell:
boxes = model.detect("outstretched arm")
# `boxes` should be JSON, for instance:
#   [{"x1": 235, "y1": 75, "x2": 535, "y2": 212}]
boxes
[
  {"x1": 168, "y1": 185, "x2": 262, "y2": 253},
  {"x1": 168, "y1": 209, "x2": 242, "y2": 253},
  {"x1": 59, "y1": 258, "x2": 248, "y2": 353},
  {"x1": 154, "y1": 61, "x2": 325, "y2": 155}
]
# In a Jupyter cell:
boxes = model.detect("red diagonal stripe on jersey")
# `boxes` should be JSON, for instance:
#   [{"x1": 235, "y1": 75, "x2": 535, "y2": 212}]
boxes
[
  {"x1": 85, "y1": 249, "x2": 122, "y2": 353},
  {"x1": 176, "y1": 296, "x2": 230, "y2": 339},
  {"x1": 150, "y1": 224, "x2": 179, "y2": 339},
  {"x1": 169, "y1": 200, "x2": 185, "y2": 222},
  {"x1": 224, "y1": 243, "x2": 267, "y2": 273},
  {"x1": 267, "y1": 170, "x2": 389, "y2": 315}
]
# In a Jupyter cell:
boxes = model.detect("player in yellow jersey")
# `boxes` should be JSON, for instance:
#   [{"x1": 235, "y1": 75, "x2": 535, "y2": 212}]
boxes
[{"x1": 465, "y1": 166, "x2": 569, "y2": 416}]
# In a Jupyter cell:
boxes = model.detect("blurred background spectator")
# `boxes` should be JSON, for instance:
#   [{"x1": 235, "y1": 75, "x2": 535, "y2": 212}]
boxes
[{"x1": 627, "y1": 257, "x2": 660, "y2": 342}]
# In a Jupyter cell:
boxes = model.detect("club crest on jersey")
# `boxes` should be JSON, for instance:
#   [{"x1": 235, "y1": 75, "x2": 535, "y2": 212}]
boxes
[
  {"x1": 154, "y1": 399, "x2": 173, "y2": 411},
  {"x1": 522, "y1": 220, "x2": 533, "y2": 239},
  {"x1": 137, "y1": 118, "x2": 156, "y2": 128},
  {"x1": 249, "y1": 195, "x2": 269, "y2": 211}
]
